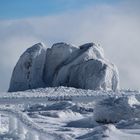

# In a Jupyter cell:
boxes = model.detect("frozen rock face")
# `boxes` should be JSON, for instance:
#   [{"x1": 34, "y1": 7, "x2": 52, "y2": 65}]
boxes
[
  {"x1": 52, "y1": 43, "x2": 104, "y2": 86},
  {"x1": 52, "y1": 43, "x2": 119, "y2": 91},
  {"x1": 43, "y1": 43, "x2": 77, "y2": 86},
  {"x1": 9, "y1": 43, "x2": 46, "y2": 92},
  {"x1": 9, "y1": 42, "x2": 119, "y2": 92},
  {"x1": 68, "y1": 59, "x2": 117, "y2": 91}
]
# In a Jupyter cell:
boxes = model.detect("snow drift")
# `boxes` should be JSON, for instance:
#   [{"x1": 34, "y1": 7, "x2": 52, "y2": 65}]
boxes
[
  {"x1": 94, "y1": 95, "x2": 140, "y2": 123},
  {"x1": 9, "y1": 42, "x2": 119, "y2": 92}
]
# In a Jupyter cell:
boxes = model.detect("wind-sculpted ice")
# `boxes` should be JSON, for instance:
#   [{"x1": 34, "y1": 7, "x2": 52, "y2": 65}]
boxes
[{"x1": 9, "y1": 42, "x2": 119, "y2": 92}]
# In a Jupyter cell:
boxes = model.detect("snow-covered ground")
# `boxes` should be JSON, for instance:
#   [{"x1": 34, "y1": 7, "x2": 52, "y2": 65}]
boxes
[{"x1": 0, "y1": 87, "x2": 140, "y2": 140}]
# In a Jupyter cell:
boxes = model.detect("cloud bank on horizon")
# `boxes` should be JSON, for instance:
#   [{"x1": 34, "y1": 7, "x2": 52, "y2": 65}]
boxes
[{"x1": 0, "y1": 0, "x2": 140, "y2": 91}]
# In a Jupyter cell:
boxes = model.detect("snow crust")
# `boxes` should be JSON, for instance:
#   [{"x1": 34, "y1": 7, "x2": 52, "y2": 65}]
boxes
[
  {"x1": 9, "y1": 42, "x2": 119, "y2": 92},
  {"x1": 1, "y1": 87, "x2": 140, "y2": 140}
]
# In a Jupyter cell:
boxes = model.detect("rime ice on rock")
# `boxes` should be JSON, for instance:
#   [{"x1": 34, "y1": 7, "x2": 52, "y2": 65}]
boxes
[
  {"x1": 9, "y1": 43, "x2": 46, "y2": 92},
  {"x1": 52, "y1": 43, "x2": 119, "y2": 91},
  {"x1": 43, "y1": 42, "x2": 77, "y2": 86},
  {"x1": 9, "y1": 42, "x2": 119, "y2": 92}
]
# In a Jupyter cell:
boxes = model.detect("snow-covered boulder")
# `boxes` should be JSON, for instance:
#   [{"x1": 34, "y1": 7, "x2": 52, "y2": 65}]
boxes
[
  {"x1": 52, "y1": 43, "x2": 104, "y2": 86},
  {"x1": 9, "y1": 43, "x2": 46, "y2": 92},
  {"x1": 52, "y1": 43, "x2": 119, "y2": 91},
  {"x1": 9, "y1": 42, "x2": 119, "y2": 92},
  {"x1": 68, "y1": 59, "x2": 117, "y2": 91},
  {"x1": 43, "y1": 42, "x2": 77, "y2": 86}
]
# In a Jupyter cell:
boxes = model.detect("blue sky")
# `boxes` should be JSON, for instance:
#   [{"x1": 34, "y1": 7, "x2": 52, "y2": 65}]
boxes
[{"x1": 0, "y1": 0, "x2": 120, "y2": 19}]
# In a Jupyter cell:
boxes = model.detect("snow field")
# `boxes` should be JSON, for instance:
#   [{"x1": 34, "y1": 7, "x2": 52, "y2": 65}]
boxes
[{"x1": 0, "y1": 87, "x2": 140, "y2": 139}]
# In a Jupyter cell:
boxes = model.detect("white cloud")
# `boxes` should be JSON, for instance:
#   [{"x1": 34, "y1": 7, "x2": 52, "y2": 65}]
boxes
[{"x1": 0, "y1": 1, "x2": 140, "y2": 91}]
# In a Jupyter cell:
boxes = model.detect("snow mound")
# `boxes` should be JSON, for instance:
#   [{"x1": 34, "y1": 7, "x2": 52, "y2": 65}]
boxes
[
  {"x1": 9, "y1": 42, "x2": 119, "y2": 92},
  {"x1": 66, "y1": 116, "x2": 98, "y2": 128},
  {"x1": 26, "y1": 101, "x2": 75, "y2": 112},
  {"x1": 94, "y1": 95, "x2": 140, "y2": 123},
  {"x1": 76, "y1": 124, "x2": 140, "y2": 140}
]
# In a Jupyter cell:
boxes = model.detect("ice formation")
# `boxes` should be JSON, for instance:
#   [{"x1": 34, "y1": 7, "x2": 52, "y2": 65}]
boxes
[
  {"x1": 9, "y1": 42, "x2": 119, "y2": 92},
  {"x1": 9, "y1": 43, "x2": 46, "y2": 92}
]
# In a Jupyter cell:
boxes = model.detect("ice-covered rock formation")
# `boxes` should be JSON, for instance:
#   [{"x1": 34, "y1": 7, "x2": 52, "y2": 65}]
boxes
[
  {"x1": 9, "y1": 43, "x2": 46, "y2": 92},
  {"x1": 52, "y1": 43, "x2": 119, "y2": 91},
  {"x1": 9, "y1": 42, "x2": 119, "y2": 92},
  {"x1": 44, "y1": 43, "x2": 77, "y2": 86}
]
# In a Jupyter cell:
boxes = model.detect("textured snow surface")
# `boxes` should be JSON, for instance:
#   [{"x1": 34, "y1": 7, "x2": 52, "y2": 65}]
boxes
[
  {"x1": 1, "y1": 87, "x2": 140, "y2": 139},
  {"x1": 9, "y1": 42, "x2": 119, "y2": 92}
]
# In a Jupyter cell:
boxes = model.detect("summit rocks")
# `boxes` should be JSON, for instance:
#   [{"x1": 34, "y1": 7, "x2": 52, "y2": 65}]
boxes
[{"x1": 9, "y1": 42, "x2": 119, "y2": 92}]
